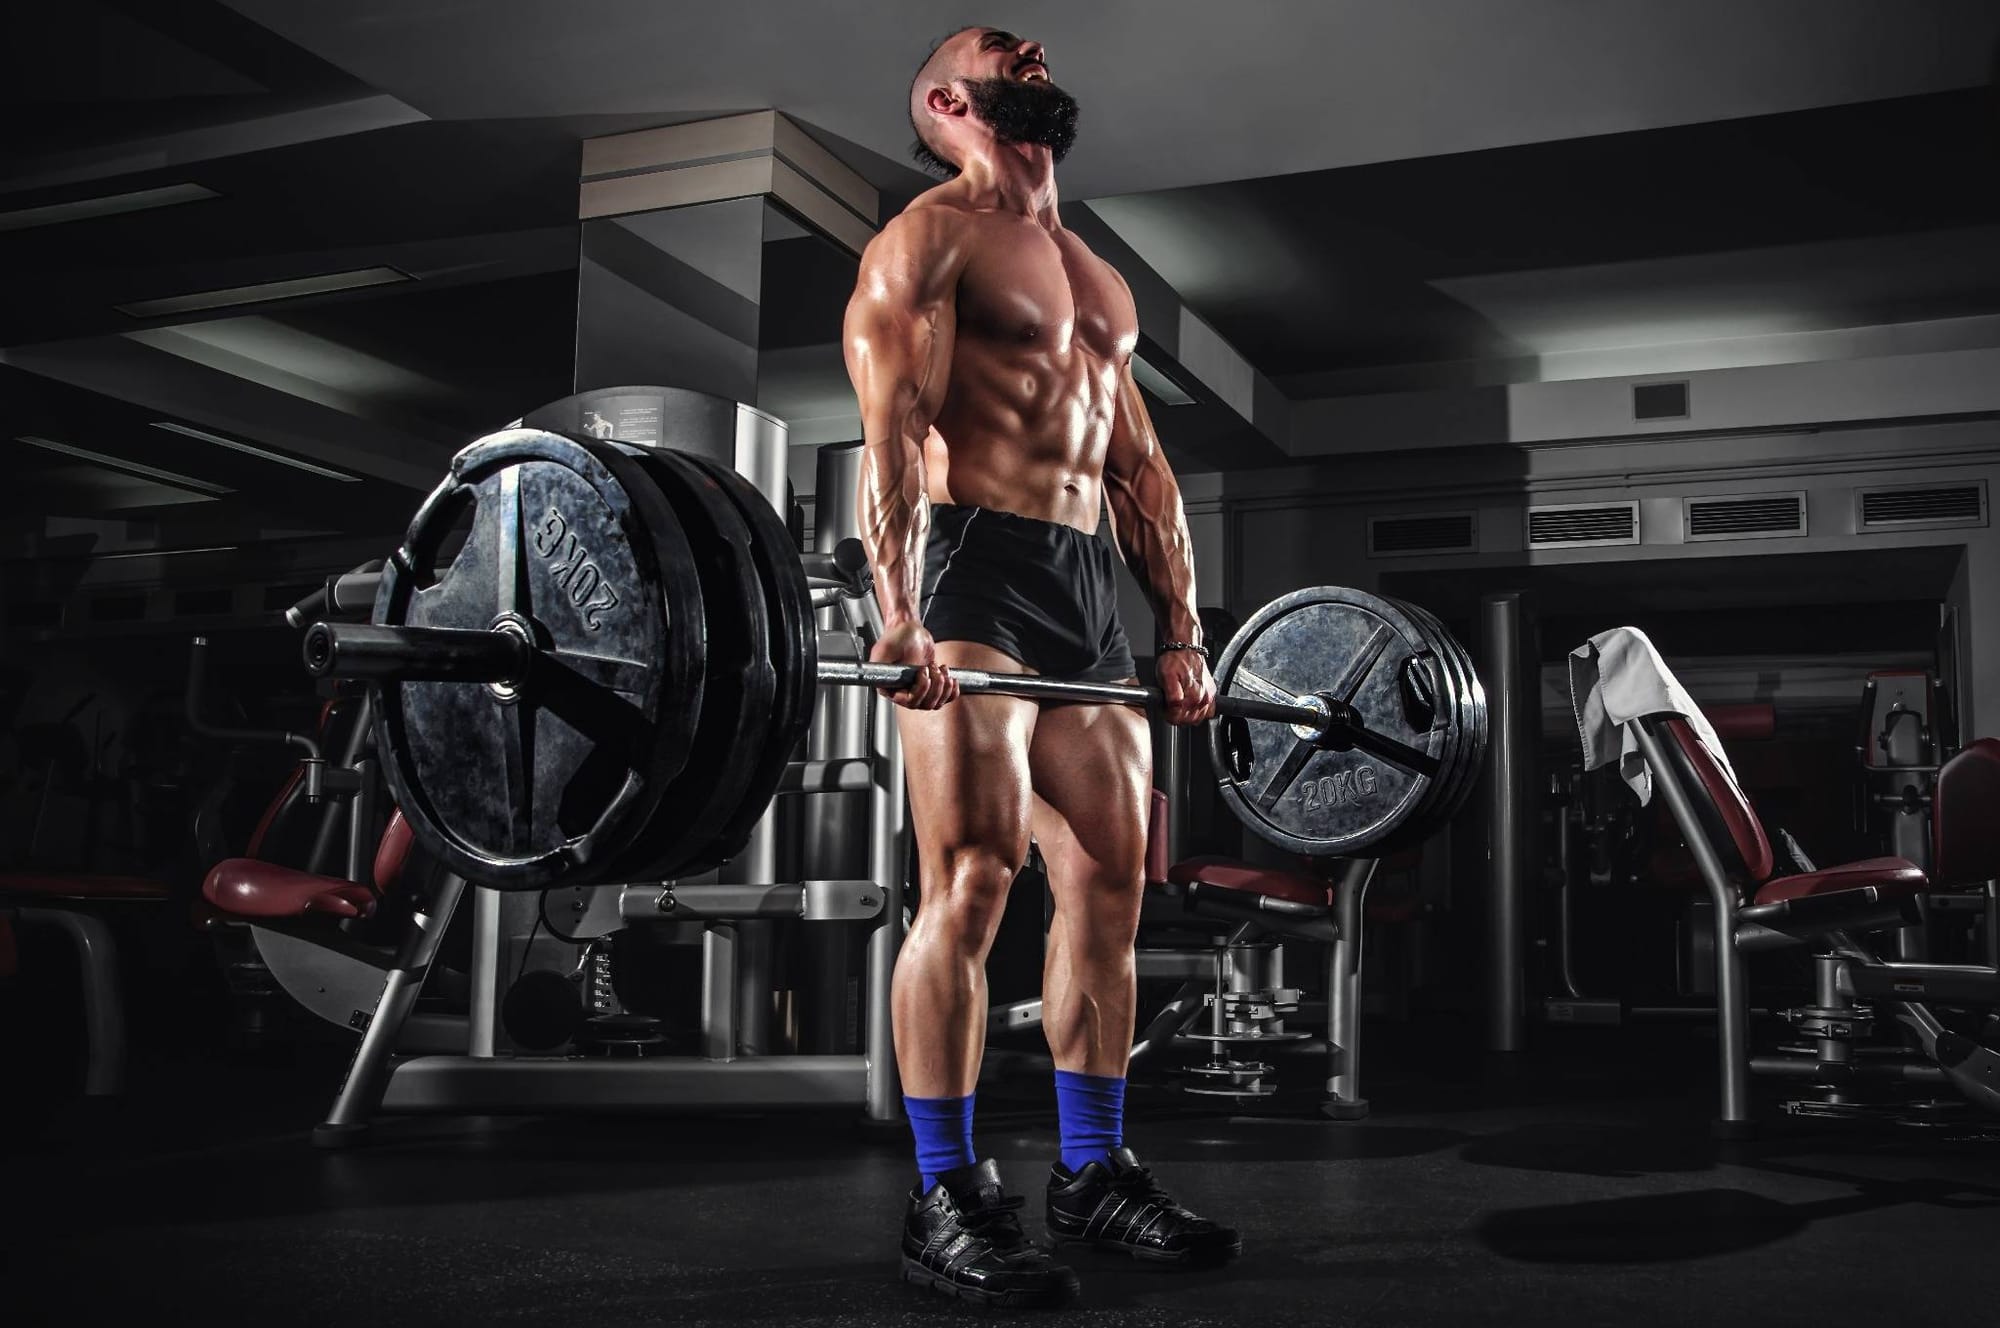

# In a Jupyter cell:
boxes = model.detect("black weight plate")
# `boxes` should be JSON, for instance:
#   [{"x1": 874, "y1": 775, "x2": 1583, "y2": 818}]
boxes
[
  {"x1": 1426, "y1": 610, "x2": 1482, "y2": 829},
  {"x1": 1401, "y1": 600, "x2": 1485, "y2": 831},
  {"x1": 1386, "y1": 599, "x2": 1470, "y2": 853},
  {"x1": 1407, "y1": 602, "x2": 1486, "y2": 839},
  {"x1": 681, "y1": 454, "x2": 817, "y2": 867},
  {"x1": 373, "y1": 429, "x2": 705, "y2": 889},
  {"x1": 595, "y1": 442, "x2": 775, "y2": 882},
  {"x1": 1443, "y1": 624, "x2": 1490, "y2": 824},
  {"x1": 1208, "y1": 586, "x2": 1449, "y2": 857}
]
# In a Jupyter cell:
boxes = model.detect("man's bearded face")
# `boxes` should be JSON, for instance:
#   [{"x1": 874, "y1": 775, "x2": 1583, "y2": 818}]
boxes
[{"x1": 962, "y1": 75, "x2": 1079, "y2": 162}]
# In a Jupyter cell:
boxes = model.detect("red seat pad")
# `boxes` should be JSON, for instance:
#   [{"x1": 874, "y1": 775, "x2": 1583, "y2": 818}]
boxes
[
  {"x1": 1165, "y1": 856, "x2": 1333, "y2": 909},
  {"x1": 373, "y1": 809, "x2": 416, "y2": 892},
  {"x1": 1702, "y1": 703, "x2": 1776, "y2": 742},
  {"x1": 0, "y1": 873, "x2": 170, "y2": 901},
  {"x1": 202, "y1": 858, "x2": 376, "y2": 919},
  {"x1": 1752, "y1": 857, "x2": 1927, "y2": 905}
]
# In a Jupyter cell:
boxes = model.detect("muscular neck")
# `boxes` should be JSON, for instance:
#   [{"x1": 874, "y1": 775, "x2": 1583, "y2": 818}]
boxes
[{"x1": 953, "y1": 144, "x2": 1060, "y2": 225}]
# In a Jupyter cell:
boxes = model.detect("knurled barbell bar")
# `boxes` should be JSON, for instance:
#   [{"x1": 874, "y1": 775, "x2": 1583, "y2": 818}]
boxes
[
  {"x1": 309, "y1": 629, "x2": 1430, "y2": 770},
  {"x1": 300, "y1": 427, "x2": 1487, "y2": 890}
]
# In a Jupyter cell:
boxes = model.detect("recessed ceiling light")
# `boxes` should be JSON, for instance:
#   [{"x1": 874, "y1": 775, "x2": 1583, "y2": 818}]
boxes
[
  {"x1": 94, "y1": 545, "x2": 239, "y2": 561},
  {"x1": 17, "y1": 435, "x2": 234, "y2": 495},
  {"x1": 1132, "y1": 352, "x2": 1196, "y2": 406},
  {"x1": 149, "y1": 421, "x2": 360, "y2": 482},
  {"x1": 0, "y1": 183, "x2": 220, "y2": 234},
  {"x1": 115, "y1": 266, "x2": 411, "y2": 319}
]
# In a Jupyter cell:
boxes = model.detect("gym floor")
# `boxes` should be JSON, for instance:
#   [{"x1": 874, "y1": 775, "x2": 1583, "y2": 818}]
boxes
[{"x1": 9, "y1": 1021, "x2": 1999, "y2": 1326}]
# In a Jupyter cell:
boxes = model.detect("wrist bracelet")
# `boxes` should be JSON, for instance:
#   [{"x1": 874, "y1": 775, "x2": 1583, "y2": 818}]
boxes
[{"x1": 1158, "y1": 641, "x2": 1208, "y2": 660}]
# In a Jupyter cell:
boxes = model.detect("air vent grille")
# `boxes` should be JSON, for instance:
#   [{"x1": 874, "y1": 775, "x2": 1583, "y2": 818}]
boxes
[
  {"x1": 90, "y1": 593, "x2": 147, "y2": 622},
  {"x1": 1633, "y1": 381, "x2": 1689, "y2": 421},
  {"x1": 1527, "y1": 503, "x2": 1638, "y2": 547},
  {"x1": 1858, "y1": 483, "x2": 1985, "y2": 531},
  {"x1": 1367, "y1": 512, "x2": 1476, "y2": 556},
  {"x1": 174, "y1": 588, "x2": 233, "y2": 617},
  {"x1": 1685, "y1": 493, "x2": 1806, "y2": 542}
]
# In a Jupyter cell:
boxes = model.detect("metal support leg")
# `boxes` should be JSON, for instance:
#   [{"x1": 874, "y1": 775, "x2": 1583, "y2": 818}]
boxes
[
  {"x1": 1985, "y1": 882, "x2": 2000, "y2": 968},
  {"x1": 1323, "y1": 858, "x2": 1379, "y2": 1119},
  {"x1": 863, "y1": 686, "x2": 909, "y2": 1122},
  {"x1": 1128, "y1": 979, "x2": 1209, "y2": 1066},
  {"x1": 1479, "y1": 592, "x2": 1534, "y2": 1053},
  {"x1": 18, "y1": 907, "x2": 125, "y2": 1096},
  {"x1": 315, "y1": 871, "x2": 468, "y2": 1148},
  {"x1": 703, "y1": 923, "x2": 740, "y2": 1060},
  {"x1": 1632, "y1": 723, "x2": 1755, "y2": 1136},
  {"x1": 726, "y1": 815, "x2": 780, "y2": 1057},
  {"x1": 467, "y1": 885, "x2": 499, "y2": 1057}
]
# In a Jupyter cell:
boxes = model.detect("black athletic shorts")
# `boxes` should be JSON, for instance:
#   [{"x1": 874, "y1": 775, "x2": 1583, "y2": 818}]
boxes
[{"x1": 920, "y1": 504, "x2": 1138, "y2": 684}]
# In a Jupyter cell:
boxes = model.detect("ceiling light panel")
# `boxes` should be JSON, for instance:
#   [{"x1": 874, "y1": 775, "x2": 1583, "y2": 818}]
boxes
[
  {"x1": 0, "y1": 183, "x2": 219, "y2": 233},
  {"x1": 17, "y1": 435, "x2": 234, "y2": 495},
  {"x1": 149, "y1": 421, "x2": 359, "y2": 482},
  {"x1": 115, "y1": 266, "x2": 410, "y2": 319}
]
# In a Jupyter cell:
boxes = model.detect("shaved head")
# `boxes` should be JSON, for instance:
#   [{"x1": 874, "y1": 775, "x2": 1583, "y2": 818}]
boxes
[
  {"x1": 909, "y1": 27, "x2": 982, "y2": 177},
  {"x1": 907, "y1": 26, "x2": 1079, "y2": 179}
]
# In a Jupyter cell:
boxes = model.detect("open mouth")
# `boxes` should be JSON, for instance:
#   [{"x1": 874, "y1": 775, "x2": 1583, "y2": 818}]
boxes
[{"x1": 1016, "y1": 61, "x2": 1049, "y2": 82}]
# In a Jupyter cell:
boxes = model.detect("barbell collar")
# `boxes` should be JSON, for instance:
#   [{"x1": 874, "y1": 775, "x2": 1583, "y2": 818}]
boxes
[{"x1": 302, "y1": 621, "x2": 531, "y2": 685}]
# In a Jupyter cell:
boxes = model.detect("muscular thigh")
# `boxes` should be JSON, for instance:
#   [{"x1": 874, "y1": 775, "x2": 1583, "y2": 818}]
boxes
[
  {"x1": 898, "y1": 640, "x2": 1040, "y2": 871},
  {"x1": 1026, "y1": 689, "x2": 1153, "y2": 885}
]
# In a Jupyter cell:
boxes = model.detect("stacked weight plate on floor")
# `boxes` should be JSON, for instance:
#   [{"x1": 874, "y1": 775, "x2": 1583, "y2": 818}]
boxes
[
  {"x1": 371, "y1": 428, "x2": 815, "y2": 890},
  {"x1": 1207, "y1": 586, "x2": 1487, "y2": 860}
]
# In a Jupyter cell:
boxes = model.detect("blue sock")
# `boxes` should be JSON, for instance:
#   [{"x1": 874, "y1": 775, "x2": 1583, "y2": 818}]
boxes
[
  {"x1": 905, "y1": 1093, "x2": 976, "y2": 1192},
  {"x1": 1054, "y1": 1070, "x2": 1126, "y2": 1175}
]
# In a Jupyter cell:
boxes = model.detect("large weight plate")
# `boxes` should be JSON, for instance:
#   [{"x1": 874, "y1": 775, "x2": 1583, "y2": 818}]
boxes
[
  {"x1": 594, "y1": 443, "x2": 776, "y2": 882},
  {"x1": 1442, "y1": 622, "x2": 1490, "y2": 823},
  {"x1": 1384, "y1": 599, "x2": 1471, "y2": 853},
  {"x1": 1209, "y1": 587, "x2": 1449, "y2": 857},
  {"x1": 373, "y1": 429, "x2": 705, "y2": 889},
  {"x1": 682, "y1": 455, "x2": 817, "y2": 868},
  {"x1": 1395, "y1": 600, "x2": 1489, "y2": 839}
]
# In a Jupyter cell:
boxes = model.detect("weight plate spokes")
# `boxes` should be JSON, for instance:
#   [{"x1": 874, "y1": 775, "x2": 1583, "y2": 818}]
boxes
[
  {"x1": 1208, "y1": 587, "x2": 1451, "y2": 858},
  {"x1": 372, "y1": 429, "x2": 705, "y2": 889}
]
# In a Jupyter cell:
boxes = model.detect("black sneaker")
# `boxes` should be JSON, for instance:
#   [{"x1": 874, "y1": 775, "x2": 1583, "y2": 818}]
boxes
[
  {"x1": 1045, "y1": 1148, "x2": 1242, "y2": 1266},
  {"x1": 901, "y1": 1159, "x2": 1081, "y2": 1309}
]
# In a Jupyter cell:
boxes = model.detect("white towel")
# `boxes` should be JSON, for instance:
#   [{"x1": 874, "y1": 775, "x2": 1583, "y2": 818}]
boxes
[{"x1": 1567, "y1": 626, "x2": 1737, "y2": 805}]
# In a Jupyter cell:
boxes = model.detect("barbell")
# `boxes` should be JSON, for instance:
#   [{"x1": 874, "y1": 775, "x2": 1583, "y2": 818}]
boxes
[{"x1": 301, "y1": 428, "x2": 1488, "y2": 890}]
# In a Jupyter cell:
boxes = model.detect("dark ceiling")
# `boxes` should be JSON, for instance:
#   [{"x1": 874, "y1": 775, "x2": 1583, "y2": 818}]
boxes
[
  {"x1": 1091, "y1": 87, "x2": 2000, "y2": 385},
  {"x1": 4, "y1": 0, "x2": 1999, "y2": 575}
]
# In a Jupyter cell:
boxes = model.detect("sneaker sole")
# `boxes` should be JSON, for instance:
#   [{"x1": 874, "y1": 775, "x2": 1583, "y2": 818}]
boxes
[
  {"x1": 1048, "y1": 1233, "x2": 1244, "y2": 1267},
  {"x1": 899, "y1": 1255, "x2": 1081, "y2": 1310}
]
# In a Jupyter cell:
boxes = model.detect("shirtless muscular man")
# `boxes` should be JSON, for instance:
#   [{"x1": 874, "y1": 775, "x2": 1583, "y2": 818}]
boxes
[{"x1": 843, "y1": 25, "x2": 1241, "y2": 1310}]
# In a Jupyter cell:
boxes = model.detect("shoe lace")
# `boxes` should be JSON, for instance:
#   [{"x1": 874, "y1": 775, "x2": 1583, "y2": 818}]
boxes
[
  {"x1": 1109, "y1": 1165, "x2": 1178, "y2": 1208},
  {"x1": 959, "y1": 1194, "x2": 1029, "y2": 1244}
]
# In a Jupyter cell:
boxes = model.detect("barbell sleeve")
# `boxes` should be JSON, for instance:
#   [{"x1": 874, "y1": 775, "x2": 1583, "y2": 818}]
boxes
[{"x1": 303, "y1": 621, "x2": 530, "y2": 684}]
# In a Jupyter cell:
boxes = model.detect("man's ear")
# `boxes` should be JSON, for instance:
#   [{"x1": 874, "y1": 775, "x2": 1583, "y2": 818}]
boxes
[{"x1": 926, "y1": 84, "x2": 966, "y2": 119}]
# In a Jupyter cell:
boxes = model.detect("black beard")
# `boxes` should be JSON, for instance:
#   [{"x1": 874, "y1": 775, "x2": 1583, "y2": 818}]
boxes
[{"x1": 962, "y1": 76, "x2": 1079, "y2": 162}]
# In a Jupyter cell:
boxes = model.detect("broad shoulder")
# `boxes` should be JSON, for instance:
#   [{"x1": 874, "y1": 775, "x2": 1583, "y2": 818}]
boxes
[
  {"x1": 867, "y1": 193, "x2": 980, "y2": 260},
  {"x1": 851, "y1": 198, "x2": 980, "y2": 306}
]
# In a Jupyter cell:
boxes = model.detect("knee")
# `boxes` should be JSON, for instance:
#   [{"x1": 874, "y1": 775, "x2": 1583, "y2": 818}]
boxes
[{"x1": 920, "y1": 842, "x2": 1027, "y2": 946}]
